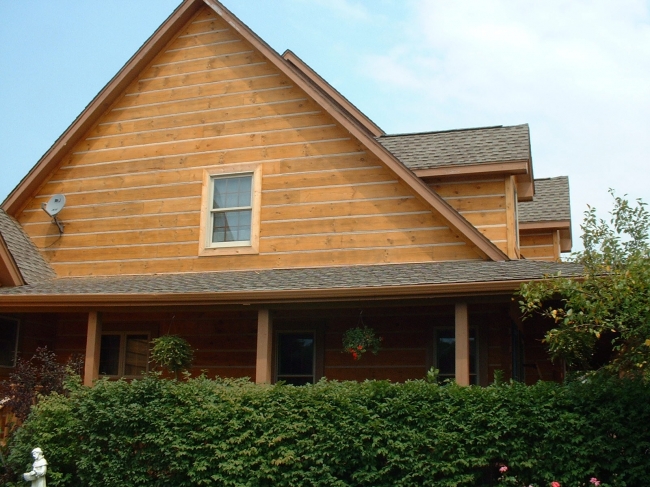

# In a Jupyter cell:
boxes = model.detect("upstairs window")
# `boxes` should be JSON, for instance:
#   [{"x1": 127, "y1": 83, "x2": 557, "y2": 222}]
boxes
[
  {"x1": 200, "y1": 163, "x2": 261, "y2": 256},
  {"x1": 210, "y1": 174, "x2": 253, "y2": 245}
]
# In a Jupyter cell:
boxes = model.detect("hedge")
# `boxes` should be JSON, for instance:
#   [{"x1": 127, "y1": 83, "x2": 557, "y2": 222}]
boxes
[{"x1": 3, "y1": 375, "x2": 649, "y2": 486}]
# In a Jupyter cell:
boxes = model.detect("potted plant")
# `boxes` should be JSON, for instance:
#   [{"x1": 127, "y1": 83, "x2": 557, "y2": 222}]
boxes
[{"x1": 342, "y1": 326, "x2": 382, "y2": 361}]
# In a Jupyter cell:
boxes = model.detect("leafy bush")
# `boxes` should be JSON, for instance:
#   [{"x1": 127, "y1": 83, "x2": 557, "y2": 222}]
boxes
[{"x1": 4, "y1": 376, "x2": 650, "y2": 486}]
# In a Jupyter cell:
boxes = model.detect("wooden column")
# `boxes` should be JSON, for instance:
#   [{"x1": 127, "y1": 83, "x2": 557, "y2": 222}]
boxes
[
  {"x1": 83, "y1": 311, "x2": 102, "y2": 387},
  {"x1": 255, "y1": 309, "x2": 273, "y2": 384},
  {"x1": 455, "y1": 302, "x2": 470, "y2": 386}
]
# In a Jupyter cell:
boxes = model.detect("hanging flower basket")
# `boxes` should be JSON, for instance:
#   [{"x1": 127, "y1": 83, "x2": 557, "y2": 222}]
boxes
[{"x1": 342, "y1": 326, "x2": 382, "y2": 361}]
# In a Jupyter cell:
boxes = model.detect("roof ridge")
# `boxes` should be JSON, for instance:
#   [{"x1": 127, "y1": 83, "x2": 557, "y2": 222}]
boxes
[{"x1": 379, "y1": 124, "x2": 530, "y2": 138}]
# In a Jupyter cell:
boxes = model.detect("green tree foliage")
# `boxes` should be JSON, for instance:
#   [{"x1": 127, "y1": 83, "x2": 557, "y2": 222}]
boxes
[
  {"x1": 4, "y1": 375, "x2": 650, "y2": 486},
  {"x1": 518, "y1": 191, "x2": 650, "y2": 375}
]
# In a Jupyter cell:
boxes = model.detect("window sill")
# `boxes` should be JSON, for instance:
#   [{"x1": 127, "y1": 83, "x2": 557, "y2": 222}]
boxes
[{"x1": 199, "y1": 244, "x2": 259, "y2": 257}]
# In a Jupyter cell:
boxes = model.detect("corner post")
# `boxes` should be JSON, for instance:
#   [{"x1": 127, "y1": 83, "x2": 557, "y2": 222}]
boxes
[
  {"x1": 455, "y1": 302, "x2": 470, "y2": 386},
  {"x1": 84, "y1": 311, "x2": 102, "y2": 387},
  {"x1": 255, "y1": 309, "x2": 272, "y2": 384}
]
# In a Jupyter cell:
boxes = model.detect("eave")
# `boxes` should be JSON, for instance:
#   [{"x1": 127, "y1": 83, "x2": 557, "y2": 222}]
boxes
[
  {"x1": 282, "y1": 49, "x2": 385, "y2": 137},
  {"x1": 0, "y1": 278, "x2": 557, "y2": 311},
  {"x1": 519, "y1": 220, "x2": 572, "y2": 252},
  {"x1": 414, "y1": 160, "x2": 535, "y2": 202}
]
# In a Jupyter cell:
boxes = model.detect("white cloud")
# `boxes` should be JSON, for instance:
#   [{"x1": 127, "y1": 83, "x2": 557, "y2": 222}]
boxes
[{"x1": 360, "y1": 0, "x2": 650, "y2": 249}]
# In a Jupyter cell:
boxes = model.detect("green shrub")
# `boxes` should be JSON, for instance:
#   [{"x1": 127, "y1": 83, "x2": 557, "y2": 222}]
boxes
[{"x1": 5, "y1": 376, "x2": 650, "y2": 486}]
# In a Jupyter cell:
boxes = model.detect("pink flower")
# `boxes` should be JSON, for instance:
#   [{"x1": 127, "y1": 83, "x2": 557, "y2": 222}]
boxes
[
  {"x1": 551, "y1": 482, "x2": 561, "y2": 487},
  {"x1": 499, "y1": 466, "x2": 508, "y2": 473},
  {"x1": 590, "y1": 478, "x2": 601, "y2": 486}
]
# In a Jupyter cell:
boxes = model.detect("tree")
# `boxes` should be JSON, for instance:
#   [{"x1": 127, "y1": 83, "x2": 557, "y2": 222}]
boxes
[{"x1": 518, "y1": 191, "x2": 650, "y2": 376}]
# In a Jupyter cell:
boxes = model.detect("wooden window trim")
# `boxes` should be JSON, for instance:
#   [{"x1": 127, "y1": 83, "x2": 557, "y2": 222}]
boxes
[
  {"x1": 199, "y1": 162, "x2": 262, "y2": 257},
  {"x1": 99, "y1": 331, "x2": 150, "y2": 379}
]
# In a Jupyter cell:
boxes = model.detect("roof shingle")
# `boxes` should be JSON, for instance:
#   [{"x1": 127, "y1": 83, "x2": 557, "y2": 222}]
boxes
[
  {"x1": 519, "y1": 177, "x2": 571, "y2": 223},
  {"x1": 377, "y1": 124, "x2": 531, "y2": 170},
  {"x1": 0, "y1": 260, "x2": 581, "y2": 298},
  {"x1": 0, "y1": 210, "x2": 55, "y2": 284}
]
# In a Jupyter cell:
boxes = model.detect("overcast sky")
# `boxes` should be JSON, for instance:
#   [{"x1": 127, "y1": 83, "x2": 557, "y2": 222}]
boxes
[{"x1": 1, "y1": 1, "x2": 649, "y2": 252}]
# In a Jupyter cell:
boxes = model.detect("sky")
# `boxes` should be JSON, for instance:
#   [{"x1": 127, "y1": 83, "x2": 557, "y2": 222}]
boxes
[{"x1": 1, "y1": 0, "x2": 649, "y2": 252}]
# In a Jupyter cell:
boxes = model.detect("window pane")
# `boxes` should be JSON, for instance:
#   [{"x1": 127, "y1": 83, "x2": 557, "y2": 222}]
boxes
[
  {"x1": 213, "y1": 175, "x2": 251, "y2": 209},
  {"x1": 99, "y1": 335, "x2": 121, "y2": 376},
  {"x1": 436, "y1": 329, "x2": 477, "y2": 382},
  {"x1": 277, "y1": 333, "x2": 314, "y2": 384},
  {"x1": 0, "y1": 317, "x2": 18, "y2": 367},
  {"x1": 124, "y1": 335, "x2": 148, "y2": 376},
  {"x1": 212, "y1": 210, "x2": 252, "y2": 243}
]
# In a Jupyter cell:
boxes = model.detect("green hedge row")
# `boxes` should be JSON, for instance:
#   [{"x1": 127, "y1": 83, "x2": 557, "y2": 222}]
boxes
[{"x1": 5, "y1": 375, "x2": 650, "y2": 486}]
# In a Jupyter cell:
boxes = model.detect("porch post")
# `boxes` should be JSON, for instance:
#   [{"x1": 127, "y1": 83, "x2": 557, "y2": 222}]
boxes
[
  {"x1": 255, "y1": 309, "x2": 273, "y2": 384},
  {"x1": 455, "y1": 302, "x2": 470, "y2": 386},
  {"x1": 83, "y1": 311, "x2": 102, "y2": 387}
]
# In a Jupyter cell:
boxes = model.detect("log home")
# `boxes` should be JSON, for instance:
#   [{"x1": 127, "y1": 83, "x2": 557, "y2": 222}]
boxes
[{"x1": 0, "y1": 0, "x2": 579, "y2": 387}]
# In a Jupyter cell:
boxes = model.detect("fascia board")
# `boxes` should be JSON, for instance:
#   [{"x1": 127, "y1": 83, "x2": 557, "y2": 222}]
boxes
[
  {"x1": 0, "y1": 277, "x2": 573, "y2": 310},
  {"x1": 282, "y1": 49, "x2": 384, "y2": 137}
]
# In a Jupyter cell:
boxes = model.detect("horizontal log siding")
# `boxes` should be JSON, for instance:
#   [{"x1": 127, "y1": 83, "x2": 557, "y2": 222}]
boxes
[
  {"x1": 519, "y1": 232, "x2": 558, "y2": 261},
  {"x1": 19, "y1": 6, "x2": 481, "y2": 277},
  {"x1": 427, "y1": 178, "x2": 509, "y2": 255}
]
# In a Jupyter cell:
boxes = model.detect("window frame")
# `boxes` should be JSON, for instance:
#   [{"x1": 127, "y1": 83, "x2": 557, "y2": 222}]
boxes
[
  {"x1": 0, "y1": 316, "x2": 19, "y2": 368},
  {"x1": 272, "y1": 321, "x2": 325, "y2": 385},
  {"x1": 199, "y1": 162, "x2": 262, "y2": 256},
  {"x1": 99, "y1": 331, "x2": 151, "y2": 379},
  {"x1": 433, "y1": 327, "x2": 478, "y2": 385}
]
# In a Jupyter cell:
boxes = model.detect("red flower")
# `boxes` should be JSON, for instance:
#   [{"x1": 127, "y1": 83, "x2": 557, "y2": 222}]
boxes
[
  {"x1": 357, "y1": 345, "x2": 363, "y2": 350},
  {"x1": 352, "y1": 352, "x2": 358, "y2": 360},
  {"x1": 551, "y1": 482, "x2": 561, "y2": 487}
]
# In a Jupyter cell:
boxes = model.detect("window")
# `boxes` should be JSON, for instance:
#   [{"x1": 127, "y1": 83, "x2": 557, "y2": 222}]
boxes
[
  {"x1": 435, "y1": 328, "x2": 478, "y2": 385},
  {"x1": 0, "y1": 316, "x2": 19, "y2": 367},
  {"x1": 199, "y1": 163, "x2": 261, "y2": 256},
  {"x1": 276, "y1": 332, "x2": 315, "y2": 385},
  {"x1": 99, "y1": 333, "x2": 149, "y2": 377}
]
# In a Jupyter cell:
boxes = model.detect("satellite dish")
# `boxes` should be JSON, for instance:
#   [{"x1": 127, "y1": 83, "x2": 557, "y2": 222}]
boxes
[{"x1": 44, "y1": 194, "x2": 66, "y2": 216}]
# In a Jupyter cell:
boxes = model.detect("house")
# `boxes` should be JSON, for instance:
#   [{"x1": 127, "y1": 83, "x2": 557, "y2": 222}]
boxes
[{"x1": 0, "y1": 0, "x2": 580, "y2": 389}]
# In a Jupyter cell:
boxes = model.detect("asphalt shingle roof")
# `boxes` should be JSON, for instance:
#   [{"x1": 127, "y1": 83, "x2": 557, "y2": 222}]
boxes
[
  {"x1": 519, "y1": 177, "x2": 571, "y2": 223},
  {"x1": 377, "y1": 124, "x2": 531, "y2": 170},
  {"x1": 0, "y1": 210, "x2": 55, "y2": 284},
  {"x1": 0, "y1": 260, "x2": 582, "y2": 298}
]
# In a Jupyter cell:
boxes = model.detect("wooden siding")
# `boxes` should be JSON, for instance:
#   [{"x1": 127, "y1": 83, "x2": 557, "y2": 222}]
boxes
[
  {"x1": 427, "y1": 178, "x2": 509, "y2": 255},
  {"x1": 18, "y1": 6, "x2": 482, "y2": 278},
  {"x1": 519, "y1": 231, "x2": 560, "y2": 261}
]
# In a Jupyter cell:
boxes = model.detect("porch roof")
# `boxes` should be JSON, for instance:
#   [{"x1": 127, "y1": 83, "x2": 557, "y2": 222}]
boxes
[{"x1": 0, "y1": 260, "x2": 582, "y2": 307}]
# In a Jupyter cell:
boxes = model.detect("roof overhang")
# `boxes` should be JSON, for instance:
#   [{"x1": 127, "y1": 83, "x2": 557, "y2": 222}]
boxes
[
  {"x1": 282, "y1": 49, "x2": 384, "y2": 137},
  {"x1": 519, "y1": 220, "x2": 572, "y2": 252},
  {"x1": 0, "y1": 278, "x2": 559, "y2": 311},
  {"x1": 414, "y1": 160, "x2": 535, "y2": 201}
]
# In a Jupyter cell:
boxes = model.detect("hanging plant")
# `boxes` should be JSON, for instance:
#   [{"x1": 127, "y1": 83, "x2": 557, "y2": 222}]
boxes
[
  {"x1": 150, "y1": 335, "x2": 194, "y2": 380},
  {"x1": 342, "y1": 326, "x2": 382, "y2": 361}
]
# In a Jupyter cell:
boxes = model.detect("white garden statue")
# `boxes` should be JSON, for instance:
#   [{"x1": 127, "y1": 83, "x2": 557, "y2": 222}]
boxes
[{"x1": 23, "y1": 447, "x2": 47, "y2": 487}]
